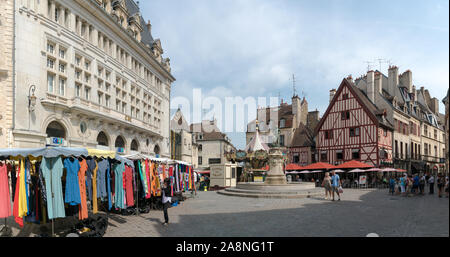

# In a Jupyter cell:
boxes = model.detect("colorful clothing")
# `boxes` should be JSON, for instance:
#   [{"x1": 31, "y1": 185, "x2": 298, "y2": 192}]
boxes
[
  {"x1": 63, "y1": 158, "x2": 81, "y2": 206},
  {"x1": 97, "y1": 159, "x2": 109, "y2": 199},
  {"x1": 124, "y1": 165, "x2": 134, "y2": 207},
  {"x1": 41, "y1": 157, "x2": 65, "y2": 220},
  {"x1": 0, "y1": 162, "x2": 12, "y2": 218},
  {"x1": 78, "y1": 159, "x2": 88, "y2": 220},
  {"x1": 92, "y1": 160, "x2": 99, "y2": 214},
  {"x1": 114, "y1": 162, "x2": 125, "y2": 209}
]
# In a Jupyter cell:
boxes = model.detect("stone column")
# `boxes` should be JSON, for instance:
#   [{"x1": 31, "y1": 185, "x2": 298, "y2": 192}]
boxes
[
  {"x1": 265, "y1": 147, "x2": 287, "y2": 185},
  {"x1": 92, "y1": 27, "x2": 98, "y2": 47},
  {"x1": 39, "y1": 0, "x2": 48, "y2": 16},
  {"x1": 60, "y1": 6, "x2": 65, "y2": 26},
  {"x1": 50, "y1": 0, "x2": 55, "y2": 21},
  {"x1": 111, "y1": 41, "x2": 116, "y2": 58},
  {"x1": 76, "y1": 18, "x2": 81, "y2": 36},
  {"x1": 99, "y1": 33, "x2": 103, "y2": 50}
]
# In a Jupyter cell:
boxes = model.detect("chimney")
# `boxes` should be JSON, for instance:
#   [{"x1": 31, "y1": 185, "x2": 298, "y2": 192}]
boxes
[
  {"x1": 330, "y1": 89, "x2": 336, "y2": 103},
  {"x1": 399, "y1": 70, "x2": 413, "y2": 94},
  {"x1": 388, "y1": 66, "x2": 399, "y2": 97},
  {"x1": 412, "y1": 85, "x2": 417, "y2": 101},
  {"x1": 147, "y1": 20, "x2": 152, "y2": 32},
  {"x1": 367, "y1": 70, "x2": 375, "y2": 103},
  {"x1": 431, "y1": 97, "x2": 439, "y2": 114},
  {"x1": 375, "y1": 72, "x2": 382, "y2": 95}
]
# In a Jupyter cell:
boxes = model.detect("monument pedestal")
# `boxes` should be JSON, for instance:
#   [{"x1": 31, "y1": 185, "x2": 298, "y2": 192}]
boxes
[{"x1": 265, "y1": 147, "x2": 287, "y2": 185}]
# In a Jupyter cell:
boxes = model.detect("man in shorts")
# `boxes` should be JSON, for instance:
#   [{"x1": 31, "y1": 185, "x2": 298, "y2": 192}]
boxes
[{"x1": 331, "y1": 170, "x2": 341, "y2": 201}]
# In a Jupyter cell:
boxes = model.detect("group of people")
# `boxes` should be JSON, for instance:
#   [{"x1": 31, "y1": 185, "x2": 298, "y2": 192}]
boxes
[
  {"x1": 388, "y1": 172, "x2": 449, "y2": 198},
  {"x1": 321, "y1": 171, "x2": 343, "y2": 201}
]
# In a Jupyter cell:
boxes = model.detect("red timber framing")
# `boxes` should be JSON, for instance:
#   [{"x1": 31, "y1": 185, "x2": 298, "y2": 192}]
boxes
[{"x1": 315, "y1": 79, "x2": 393, "y2": 167}]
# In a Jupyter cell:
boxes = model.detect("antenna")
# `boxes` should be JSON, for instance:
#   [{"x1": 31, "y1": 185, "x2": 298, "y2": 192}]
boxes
[
  {"x1": 376, "y1": 58, "x2": 384, "y2": 71},
  {"x1": 365, "y1": 61, "x2": 374, "y2": 72}
]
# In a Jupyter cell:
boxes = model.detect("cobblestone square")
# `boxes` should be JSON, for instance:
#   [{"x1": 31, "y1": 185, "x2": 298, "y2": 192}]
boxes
[{"x1": 102, "y1": 189, "x2": 449, "y2": 237}]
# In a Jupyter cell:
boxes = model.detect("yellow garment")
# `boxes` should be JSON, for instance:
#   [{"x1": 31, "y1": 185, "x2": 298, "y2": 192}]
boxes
[
  {"x1": 93, "y1": 160, "x2": 99, "y2": 214},
  {"x1": 87, "y1": 149, "x2": 116, "y2": 159},
  {"x1": 18, "y1": 159, "x2": 28, "y2": 218}
]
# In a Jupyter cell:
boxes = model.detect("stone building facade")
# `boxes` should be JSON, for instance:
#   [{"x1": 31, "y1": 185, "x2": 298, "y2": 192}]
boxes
[
  {"x1": 246, "y1": 95, "x2": 310, "y2": 149},
  {"x1": 354, "y1": 67, "x2": 446, "y2": 174},
  {"x1": 0, "y1": 0, "x2": 175, "y2": 157},
  {"x1": 0, "y1": 0, "x2": 15, "y2": 148},
  {"x1": 170, "y1": 108, "x2": 198, "y2": 168}
]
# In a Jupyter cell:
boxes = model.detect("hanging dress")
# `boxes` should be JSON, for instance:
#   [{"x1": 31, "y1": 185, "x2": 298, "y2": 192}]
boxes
[
  {"x1": 13, "y1": 162, "x2": 23, "y2": 227},
  {"x1": 78, "y1": 159, "x2": 88, "y2": 220},
  {"x1": 63, "y1": 158, "x2": 81, "y2": 206},
  {"x1": 97, "y1": 159, "x2": 109, "y2": 199},
  {"x1": 92, "y1": 160, "x2": 99, "y2": 214},
  {"x1": 0, "y1": 162, "x2": 12, "y2": 218},
  {"x1": 124, "y1": 165, "x2": 135, "y2": 207},
  {"x1": 41, "y1": 157, "x2": 66, "y2": 220},
  {"x1": 145, "y1": 160, "x2": 151, "y2": 198},
  {"x1": 114, "y1": 162, "x2": 125, "y2": 209}
]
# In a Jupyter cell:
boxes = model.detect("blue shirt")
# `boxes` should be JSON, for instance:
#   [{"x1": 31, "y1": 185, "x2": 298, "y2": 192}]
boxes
[
  {"x1": 400, "y1": 177, "x2": 406, "y2": 186},
  {"x1": 389, "y1": 178, "x2": 396, "y2": 186},
  {"x1": 413, "y1": 176, "x2": 419, "y2": 186},
  {"x1": 331, "y1": 174, "x2": 340, "y2": 187}
]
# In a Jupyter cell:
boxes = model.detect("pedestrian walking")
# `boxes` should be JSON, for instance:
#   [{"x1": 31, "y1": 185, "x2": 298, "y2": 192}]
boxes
[
  {"x1": 331, "y1": 170, "x2": 341, "y2": 201},
  {"x1": 389, "y1": 176, "x2": 396, "y2": 195},
  {"x1": 437, "y1": 174, "x2": 444, "y2": 198},
  {"x1": 428, "y1": 174, "x2": 435, "y2": 195},
  {"x1": 322, "y1": 172, "x2": 332, "y2": 200},
  {"x1": 419, "y1": 174, "x2": 426, "y2": 195},
  {"x1": 412, "y1": 174, "x2": 419, "y2": 195},
  {"x1": 400, "y1": 174, "x2": 407, "y2": 196},
  {"x1": 161, "y1": 178, "x2": 172, "y2": 226}
]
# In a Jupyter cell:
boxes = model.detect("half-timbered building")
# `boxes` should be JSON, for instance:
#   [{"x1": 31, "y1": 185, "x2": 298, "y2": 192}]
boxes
[{"x1": 315, "y1": 78, "x2": 394, "y2": 167}]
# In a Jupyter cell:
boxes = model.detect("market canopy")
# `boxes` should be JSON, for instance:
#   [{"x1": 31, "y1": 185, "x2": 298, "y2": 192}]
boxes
[
  {"x1": 365, "y1": 168, "x2": 382, "y2": 172},
  {"x1": 298, "y1": 162, "x2": 336, "y2": 170},
  {"x1": 331, "y1": 169, "x2": 346, "y2": 173},
  {"x1": 380, "y1": 168, "x2": 402, "y2": 172},
  {"x1": 87, "y1": 149, "x2": 116, "y2": 159},
  {"x1": 0, "y1": 147, "x2": 88, "y2": 158},
  {"x1": 348, "y1": 169, "x2": 366, "y2": 173},
  {"x1": 285, "y1": 163, "x2": 303, "y2": 171},
  {"x1": 335, "y1": 160, "x2": 374, "y2": 169},
  {"x1": 299, "y1": 170, "x2": 311, "y2": 174}
]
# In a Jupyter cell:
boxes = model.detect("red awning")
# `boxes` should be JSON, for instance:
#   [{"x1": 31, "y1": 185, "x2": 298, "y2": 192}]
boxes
[
  {"x1": 335, "y1": 160, "x2": 374, "y2": 169},
  {"x1": 298, "y1": 162, "x2": 336, "y2": 170},
  {"x1": 285, "y1": 163, "x2": 303, "y2": 171}
]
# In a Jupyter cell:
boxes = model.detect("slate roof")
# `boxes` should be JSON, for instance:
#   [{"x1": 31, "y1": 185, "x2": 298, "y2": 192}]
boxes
[
  {"x1": 124, "y1": 0, "x2": 154, "y2": 46},
  {"x1": 290, "y1": 123, "x2": 315, "y2": 148}
]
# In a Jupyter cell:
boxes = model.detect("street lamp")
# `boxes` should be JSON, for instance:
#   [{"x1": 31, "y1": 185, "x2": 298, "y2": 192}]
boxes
[{"x1": 28, "y1": 85, "x2": 37, "y2": 112}]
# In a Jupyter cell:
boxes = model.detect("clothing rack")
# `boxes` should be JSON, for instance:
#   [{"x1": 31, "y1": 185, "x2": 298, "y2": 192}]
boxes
[{"x1": 0, "y1": 148, "x2": 194, "y2": 237}]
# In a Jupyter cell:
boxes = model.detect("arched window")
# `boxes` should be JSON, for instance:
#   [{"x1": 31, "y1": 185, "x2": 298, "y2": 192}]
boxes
[
  {"x1": 131, "y1": 139, "x2": 139, "y2": 151},
  {"x1": 115, "y1": 135, "x2": 125, "y2": 148},
  {"x1": 46, "y1": 121, "x2": 66, "y2": 139},
  {"x1": 97, "y1": 131, "x2": 109, "y2": 146},
  {"x1": 154, "y1": 144, "x2": 160, "y2": 155}
]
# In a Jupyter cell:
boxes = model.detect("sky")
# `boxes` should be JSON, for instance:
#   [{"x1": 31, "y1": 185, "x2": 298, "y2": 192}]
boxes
[{"x1": 140, "y1": 0, "x2": 449, "y2": 150}]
